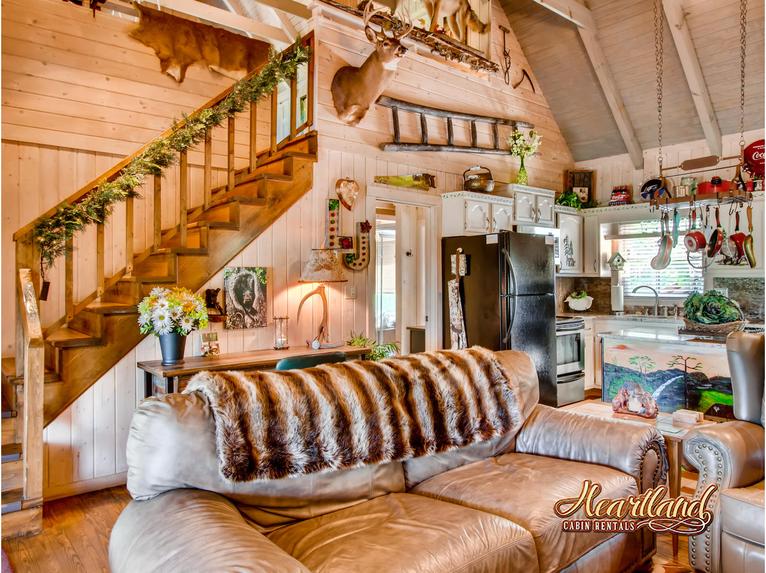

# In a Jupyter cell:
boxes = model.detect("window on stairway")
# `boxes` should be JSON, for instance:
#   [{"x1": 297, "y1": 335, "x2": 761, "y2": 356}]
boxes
[{"x1": 609, "y1": 218, "x2": 704, "y2": 298}]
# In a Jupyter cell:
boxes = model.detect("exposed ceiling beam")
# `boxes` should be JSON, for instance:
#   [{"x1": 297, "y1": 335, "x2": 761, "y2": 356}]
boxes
[
  {"x1": 662, "y1": 0, "x2": 722, "y2": 158},
  {"x1": 578, "y1": 28, "x2": 644, "y2": 169},
  {"x1": 532, "y1": 0, "x2": 644, "y2": 169},
  {"x1": 133, "y1": 0, "x2": 290, "y2": 44},
  {"x1": 532, "y1": 0, "x2": 594, "y2": 29},
  {"x1": 224, "y1": 0, "x2": 298, "y2": 42}
]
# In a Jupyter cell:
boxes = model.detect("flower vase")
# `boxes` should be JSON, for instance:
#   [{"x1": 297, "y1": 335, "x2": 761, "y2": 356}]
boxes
[
  {"x1": 159, "y1": 333, "x2": 187, "y2": 365},
  {"x1": 515, "y1": 156, "x2": 528, "y2": 185}
]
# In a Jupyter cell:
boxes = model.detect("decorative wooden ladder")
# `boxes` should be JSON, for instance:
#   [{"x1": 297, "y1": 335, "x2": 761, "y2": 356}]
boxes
[
  {"x1": 2, "y1": 35, "x2": 316, "y2": 538},
  {"x1": 376, "y1": 96, "x2": 533, "y2": 155}
]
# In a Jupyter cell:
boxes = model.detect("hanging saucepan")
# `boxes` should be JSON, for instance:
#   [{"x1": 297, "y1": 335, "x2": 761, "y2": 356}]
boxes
[
  {"x1": 651, "y1": 212, "x2": 673, "y2": 270},
  {"x1": 671, "y1": 208, "x2": 681, "y2": 247},
  {"x1": 728, "y1": 206, "x2": 747, "y2": 261},
  {"x1": 707, "y1": 205, "x2": 725, "y2": 258},
  {"x1": 684, "y1": 208, "x2": 706, "y2": 252},
  {"x1": 744, "y1": 203, "x2": 756, "y2": 267}
]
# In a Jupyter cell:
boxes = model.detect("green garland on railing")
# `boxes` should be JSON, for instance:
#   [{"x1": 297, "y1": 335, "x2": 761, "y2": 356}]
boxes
[{"x1": 33, "y1": 44, "x2": 310, "y2": 276}]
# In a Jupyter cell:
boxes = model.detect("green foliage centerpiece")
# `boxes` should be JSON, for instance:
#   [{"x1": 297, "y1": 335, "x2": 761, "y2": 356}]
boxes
[
  {"x1": 138, "y1": 287, "x2": 209, "y2": 365},
  {"x1": 33, "y1": 43, "x2": 310, "y2": 279},
  {"x1": 507, "y1": 129, "x2": 542, "y2": 185}
]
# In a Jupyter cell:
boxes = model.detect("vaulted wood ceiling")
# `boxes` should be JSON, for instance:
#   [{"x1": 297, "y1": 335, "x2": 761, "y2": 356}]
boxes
[{"x1": 502, "y1": 0, "x2": 764, "y2": 163}]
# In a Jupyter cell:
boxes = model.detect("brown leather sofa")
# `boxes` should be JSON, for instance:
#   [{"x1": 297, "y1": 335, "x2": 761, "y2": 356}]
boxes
[
  {"x1": 109, "y1": 350, "x2": 667, "y2": 573},
  {"x1": 684, "y1": 332, "x2": 765, "y2": 573}
]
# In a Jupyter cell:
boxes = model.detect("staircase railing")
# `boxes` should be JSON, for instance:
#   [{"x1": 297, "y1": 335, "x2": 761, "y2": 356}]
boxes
[
  {"x1": 13, "y1": 33, "x2": 314, "y2": 334},
  {"x1": 17, "y1": 268, "x2": 44, "y2": 528}
]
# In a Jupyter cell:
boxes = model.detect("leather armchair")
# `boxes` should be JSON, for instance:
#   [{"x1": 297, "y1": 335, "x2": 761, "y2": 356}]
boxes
[{"x1": 684, "y1": 332, "x2": 765, "y2": 573}]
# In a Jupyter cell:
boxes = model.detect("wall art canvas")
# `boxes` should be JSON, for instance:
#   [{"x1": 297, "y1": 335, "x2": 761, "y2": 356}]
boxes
[
  {"x1": 223, "y1": 267, "x2": 268, "y2": 329},
  {"x1": 601, "y1": 336, "x2": 733, "y2": 419}
]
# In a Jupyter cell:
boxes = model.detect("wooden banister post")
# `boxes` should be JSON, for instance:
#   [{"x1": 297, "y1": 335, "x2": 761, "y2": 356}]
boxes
[
  {"x1": 204, "y1": 128, "x2": 212, "y2": 210},
  {"x1": 179, "y1": 150, "x2": 188, "y2": 248},
  {"x1": 227, "y1": 116, "x2": 236, "y2": 192},
  {"x1": 153, "y1": 175, "x2": 162, "y2": 251},
  {"x1": 96, "y1": 223, "x2": 105, "y2": 298},
  {"x1": 392, "y1": 108, "x2": 401, "y2": 144},
  {"x1": 18, "y1": 268, "x2": 44, "y2": 510},
  {"x1": 125, "y1": 196, "x2": 134, "y2": 276},
  {"x1": 65, "y1": 239, "x2": 74, "y2": 322},
  {"x1": 249, "y1": 103, "x2": 258, "y2": 171}
]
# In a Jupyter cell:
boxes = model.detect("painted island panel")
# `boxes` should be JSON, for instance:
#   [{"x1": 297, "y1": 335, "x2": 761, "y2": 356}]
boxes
[{"x1": 601, "y1": 335, "x2": 733, "y2": 419}]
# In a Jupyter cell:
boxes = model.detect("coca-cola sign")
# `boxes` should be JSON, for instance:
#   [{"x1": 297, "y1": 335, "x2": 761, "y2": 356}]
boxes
[{"x1": 744, "y1": 139, "x2": 764, "y2": 177}]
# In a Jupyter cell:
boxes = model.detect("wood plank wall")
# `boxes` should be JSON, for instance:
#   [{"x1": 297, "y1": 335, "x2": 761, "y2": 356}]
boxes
[{"x1": 4, "y1": 0, "x2": 575, "y2": 498}]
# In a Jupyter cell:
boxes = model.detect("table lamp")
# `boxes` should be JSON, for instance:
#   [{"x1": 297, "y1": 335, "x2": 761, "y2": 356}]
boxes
[{"x1": 298, "y1": 249, "x2": 347, "y2": 349}]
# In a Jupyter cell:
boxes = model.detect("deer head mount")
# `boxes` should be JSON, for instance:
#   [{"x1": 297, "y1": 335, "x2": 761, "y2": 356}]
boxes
[
  {"x1": 331, "y1": 1, "x2": 414, "y2": 126},
  {"x1": 130, "y1": 3, "x2": 269, "y2": 83}
]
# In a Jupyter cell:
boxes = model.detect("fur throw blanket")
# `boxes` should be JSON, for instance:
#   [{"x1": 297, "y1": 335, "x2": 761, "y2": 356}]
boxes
[{"x1": 184, "y1": 347, "x2": 522, "y2": 481}]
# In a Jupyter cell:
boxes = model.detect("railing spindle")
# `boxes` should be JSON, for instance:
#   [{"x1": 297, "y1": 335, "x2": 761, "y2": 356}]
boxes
[
  {"x1": 227, "y1": 116, "x2": 236, "y2": 192},
  {"x1": 125, "y1": 195, "x2": 134, "y2": 276},
  {"x1": 289, "y1": 75, "x2": 298, "y2": 140},
  {"x1": 249, "y1": 102, "x2": 258, "y2": 171},
  {"x1": 65, "y1": 238, "x2": 74, "y2": 322},
  {"x1": 153, "y1": 175, "x2": 162, "y2": 251},
  {"x1": 96, "y1": 223, "x2": 105, "y2": 298},
  {"x1": 179, "y1": 150, "x2": 188, "y2": 248},
  {"x1": 204, "y1": 128, "x2": 212, "y2": 210}
]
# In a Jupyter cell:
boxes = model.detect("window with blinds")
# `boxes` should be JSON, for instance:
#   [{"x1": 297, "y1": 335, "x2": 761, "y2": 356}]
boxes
[{"x1": 610, "y1": 218, "x2": 704, "y2": 297}]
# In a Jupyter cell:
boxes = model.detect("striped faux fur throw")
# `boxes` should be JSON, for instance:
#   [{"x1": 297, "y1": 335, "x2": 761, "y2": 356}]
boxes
[{"x1": 184, "y1": 346, "x2": 522, "y2": 482}]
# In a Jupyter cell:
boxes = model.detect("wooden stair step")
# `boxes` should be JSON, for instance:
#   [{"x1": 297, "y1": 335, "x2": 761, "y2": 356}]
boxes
[
  {"x1": 1, "y1": 459, "x2": 22, "y2": 493},
  {"x1": 186, "y1": 220, "x2": 239, "y2": 231},
  {"x1": 1, "y1": 393, "x2": 16, "y2": 419},
  {"x1": 257, "y1": 150, "x2": 316, "y2": 169},
  {"x1": 84, "y1": 302, "x2": 137, "y2": 315},
  {"x1": 2, "y1": 358, "x2": 60, "y2": 385},
  {"x1": 1, "y1": 443, "x2": 21, "y2": 463},
  {"x1": 2, "y1": 488, "x2": 23, "y2": 514},
  {"x1": 209, "y1": 194, "x2": 267, "y2": 208},
  {"x1": 153, "y1": 246, "x2": 209, "y2": 256},
  {"x1": 46, "y1": 327, "x2": 100, "y2": 348}
]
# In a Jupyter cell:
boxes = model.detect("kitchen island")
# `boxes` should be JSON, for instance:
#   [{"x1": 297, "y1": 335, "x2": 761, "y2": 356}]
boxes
[{"x1": 600, "y1": 329, "x2": 733, "y2": 419}]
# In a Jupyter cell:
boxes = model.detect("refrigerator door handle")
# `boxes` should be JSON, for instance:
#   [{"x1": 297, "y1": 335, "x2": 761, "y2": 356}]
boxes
[{"x1": 501, "y1": 248, "x2": 517, "y2": 297}]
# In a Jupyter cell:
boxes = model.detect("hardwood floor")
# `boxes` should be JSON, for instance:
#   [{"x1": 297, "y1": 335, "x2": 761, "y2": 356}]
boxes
[{"x1": 2, "y1": 486, "x2": 693, "y2": 572}]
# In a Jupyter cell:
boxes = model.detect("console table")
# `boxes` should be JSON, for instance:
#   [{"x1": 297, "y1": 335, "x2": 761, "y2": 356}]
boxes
[{"x1": 137, "y1": 345, "x2": 371, "y2": 398}]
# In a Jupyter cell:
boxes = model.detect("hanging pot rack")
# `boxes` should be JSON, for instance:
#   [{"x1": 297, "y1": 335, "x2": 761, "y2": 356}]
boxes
[{"x1": 659, "y1": 154, "x2": 743, "y2": 179}]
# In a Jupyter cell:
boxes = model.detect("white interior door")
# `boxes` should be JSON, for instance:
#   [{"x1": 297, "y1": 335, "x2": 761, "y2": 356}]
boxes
[{"x1": 367, "y1": 186, "x2": 442, "y2": 352}]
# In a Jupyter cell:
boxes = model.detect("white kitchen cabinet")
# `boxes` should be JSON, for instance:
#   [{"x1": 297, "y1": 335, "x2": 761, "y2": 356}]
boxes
[
  {"x1": 464, "y1": 199, "x2": 491, "y2": 233},
  {"x1": 491, "y1": 203, "x2": 514, "y2": 232},
  {"x1": 514, "y1": 192, "x2": 536, "y2": 224},
  {"x1": 582, "y1": 211, "x2": 602, "y2": 276},
  {"x1": 442, "y1": 191, "x2": 515, "y2": 236},
  {"x1": 537, "y1": 194, "x2": 555, "y2": 226},
  {"x1": 557, "y1": 211, "x2": 583, "y2": 274}
]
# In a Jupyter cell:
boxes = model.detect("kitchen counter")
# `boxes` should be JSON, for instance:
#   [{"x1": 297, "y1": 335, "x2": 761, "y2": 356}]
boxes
[
  {"x1": 559, "y1": 312, "x2": 683, "y2": 325},
  {"x1": 600, "y1": 329, "x2": 726, "y2": 345}
]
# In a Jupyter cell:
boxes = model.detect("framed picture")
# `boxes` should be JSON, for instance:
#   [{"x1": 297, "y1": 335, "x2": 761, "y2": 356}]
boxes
[{"x1": 223, "y1": 267, "x2": 268, "y2": 329}]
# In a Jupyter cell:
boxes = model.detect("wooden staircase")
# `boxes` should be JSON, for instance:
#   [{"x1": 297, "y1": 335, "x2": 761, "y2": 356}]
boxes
[{"x1": 3, "y1": 35, "x2": 316, "y2": 538}]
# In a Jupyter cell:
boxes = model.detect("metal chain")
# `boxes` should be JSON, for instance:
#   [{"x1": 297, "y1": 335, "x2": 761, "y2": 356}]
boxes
[
  {"x1": 739, "y1": 0, "x2": 748, "y2": 153},
  {"x1": 654, "y1": 0, "x2": 664, "y2": 168}
]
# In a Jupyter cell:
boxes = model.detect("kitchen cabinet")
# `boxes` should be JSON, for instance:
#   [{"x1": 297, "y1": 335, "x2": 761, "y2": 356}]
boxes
[
  {"x1": 582, "y1": 211, "x2": 603, "y2": 276},
  {"x1": 464, "y1": 199, "x2": 491, "y2": 233},
  {"x1": 557, "y1": 210, "x2": 583, "y2": 274},
  {"x1": 491, "y1": 203, "x2": 514, "y2": 232},
  {"x1": 507, "y1": 184, "x2": 556, "y2": 227}
]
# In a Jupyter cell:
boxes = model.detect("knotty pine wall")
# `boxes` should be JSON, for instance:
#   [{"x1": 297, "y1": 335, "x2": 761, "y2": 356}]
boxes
[{"x1": 4, "y1": 0, "x2": 574, "y2": 498}]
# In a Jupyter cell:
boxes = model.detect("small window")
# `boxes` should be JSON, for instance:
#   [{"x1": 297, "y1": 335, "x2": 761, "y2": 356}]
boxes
[{"x1": 609, "y1": 218, "x2": 704, "y2": 298}]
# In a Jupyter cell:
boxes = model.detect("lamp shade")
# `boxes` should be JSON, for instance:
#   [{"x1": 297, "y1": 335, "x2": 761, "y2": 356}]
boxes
[{"x1": 299, "y1": 249, "x2": 347, "y2": 283}]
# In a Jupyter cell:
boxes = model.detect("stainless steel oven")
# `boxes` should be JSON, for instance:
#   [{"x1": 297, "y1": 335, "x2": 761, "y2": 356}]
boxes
[{"x1": 555, "y1": 316, "x2": 585, "y2": 405}]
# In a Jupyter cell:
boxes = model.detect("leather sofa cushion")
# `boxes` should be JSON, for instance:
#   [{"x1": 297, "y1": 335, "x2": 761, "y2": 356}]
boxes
[
  {"x1": 412, "y1": 453, "x2": 637, "y2": 573},
  {"x1": 267, "y1": 492, "x2": 539, "y2": 573},
  {"x1": 721, "y1": 481, "x2": 765, "y2": 546},
  {"x1": 126, "y1": 393, "x2": 405, "y2": 529},
  {"x1": 402, "y1": 349, "x2": 541, "y2": 489},
  {"x1": 721, "y1": 531, "x2": 765, "y2": 573}
]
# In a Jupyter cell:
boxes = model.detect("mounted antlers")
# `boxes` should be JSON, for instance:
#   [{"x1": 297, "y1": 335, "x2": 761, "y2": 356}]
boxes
[{"x1": 331, "y1": 1, "x2": 414, "y2": 126}]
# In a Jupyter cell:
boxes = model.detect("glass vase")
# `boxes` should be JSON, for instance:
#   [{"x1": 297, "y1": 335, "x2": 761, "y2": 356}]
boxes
[{"x1": 515, "y1": 155, "x2": 528, "y2": 185}]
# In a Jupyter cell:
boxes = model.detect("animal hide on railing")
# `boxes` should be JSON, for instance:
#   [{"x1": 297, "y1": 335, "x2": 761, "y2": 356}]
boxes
[{"x1": 130, "y1": 3, "x2": 270, "y2": 83}]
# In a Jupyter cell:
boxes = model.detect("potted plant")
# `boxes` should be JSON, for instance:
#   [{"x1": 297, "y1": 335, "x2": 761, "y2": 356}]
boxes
[
  {"x1": 138, "y1": 287, "x2": 209, "y2": 365},
  {"x1": 347, "y1": 332, "x2": 399, "y2": 361},
  {"x1": 565, "y1": 289, "x2": 593, "y2": 312},
  {"x1": 507, "y1": 129, "x2": 542, "y2": 185}
]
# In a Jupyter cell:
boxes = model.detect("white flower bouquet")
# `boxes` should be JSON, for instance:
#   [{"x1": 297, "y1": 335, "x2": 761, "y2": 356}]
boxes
[
  {"x1": 137, "y1": 287, "x2": 208, "y2": 336},
  {"x1": 507, "y1": 129, "x2": 542, "y2": 158}
]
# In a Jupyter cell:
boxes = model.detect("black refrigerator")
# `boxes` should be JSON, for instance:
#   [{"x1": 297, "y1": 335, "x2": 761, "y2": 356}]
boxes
[{"x1": 441, "y1": 232, "x2": 559, "y2": 406}]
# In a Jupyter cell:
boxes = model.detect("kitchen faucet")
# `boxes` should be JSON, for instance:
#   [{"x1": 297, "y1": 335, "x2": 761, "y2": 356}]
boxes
[{"x1": 632, "y1": 285, "x2": 659, "y2": 316}]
